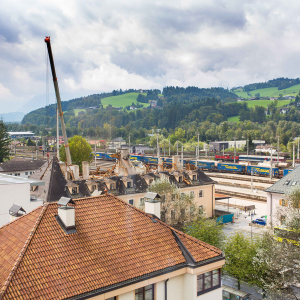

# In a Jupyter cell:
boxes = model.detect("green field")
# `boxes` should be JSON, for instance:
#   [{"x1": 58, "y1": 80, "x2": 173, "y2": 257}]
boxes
[
  {"x1": 227, "y1": 116, "x2": 240, "y2": 122},
  {"x1": 232, "y1": 84, "x2": 300, "y2": 99},
  {"x1": 244, "y1": 99, "x2": 290, "y2": 109},
  {"x1": 101, "y1": 92, "x2": 149, "y2": 108},
  {"x1": 74, "y1": 109, "x2": 86, "y2": 116}
]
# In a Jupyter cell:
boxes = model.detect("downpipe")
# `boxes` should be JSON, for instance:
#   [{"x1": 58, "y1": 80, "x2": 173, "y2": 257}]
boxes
[{"x1": 165, "y1": 279, "x2": 169, "y2": 300}]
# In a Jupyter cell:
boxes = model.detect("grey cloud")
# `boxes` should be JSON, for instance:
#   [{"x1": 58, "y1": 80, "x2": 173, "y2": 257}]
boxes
[{"x1": 0, "y1": 15, "x2": 21, "y2": 43}]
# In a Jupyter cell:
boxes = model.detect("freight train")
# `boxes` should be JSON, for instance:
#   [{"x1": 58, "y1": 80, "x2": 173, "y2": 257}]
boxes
[
  {"x1": 95, "y1": 152, "x2": 289, "y2": 177},
  {"x1": 214, "y1": 154, "x2": 285, "y2": 162}
]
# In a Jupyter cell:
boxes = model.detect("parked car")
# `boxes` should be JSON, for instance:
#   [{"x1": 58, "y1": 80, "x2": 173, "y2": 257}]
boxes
[{"x1": 252, "y1": 218, "x2": 267, "y2": 225}]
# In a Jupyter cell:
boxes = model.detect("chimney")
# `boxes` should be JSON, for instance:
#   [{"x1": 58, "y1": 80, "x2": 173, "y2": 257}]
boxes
[
  {"x1": 144, "y1": 192, "x2": 161, "y2": 219},
  {"x1": 56, "y1": 197, "x2": 76, "y2": 233},
  {"x1": 82, "y1": 161, "x2": 89, "y2": 179},
  {"x1": 9, "y1": 205, "x2": 26, "y2": 222}
]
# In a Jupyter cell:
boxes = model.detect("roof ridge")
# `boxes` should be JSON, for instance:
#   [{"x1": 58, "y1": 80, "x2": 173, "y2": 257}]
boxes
[
  {"x1": 70, "y1": 194, "x2": 221, "y2": 253},
  {"x1": 0, "y1": 205, "x2": 44, "y2": 231},
  {"x1": 39, "y1": 158, "x2": 53, "y2": 180},
  {"x1": 0, "y1": 204, "x2": 48, "y2": 299}
]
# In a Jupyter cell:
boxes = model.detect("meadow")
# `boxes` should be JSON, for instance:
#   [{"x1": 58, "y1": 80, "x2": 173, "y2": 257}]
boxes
[{"x1": 100, "y1": 92, "x2": 149, "y2": 108}]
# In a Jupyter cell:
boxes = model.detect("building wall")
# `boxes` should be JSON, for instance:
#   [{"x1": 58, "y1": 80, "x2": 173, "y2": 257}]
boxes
[
  {"x1": 267, "y1": 192, "x2": 284, "y2": 226},
  {"x1": 1, "y1": 170, "x2": 36, "y2": 178},
  {"x1": 118, "y1": 184, "x2": 215, "y2": 218},
  {"x1": 0, "y1": 183, "x2": 43, "y2": 226},
  {"x1": 90, "y1": 261, "x2": 225, "y2": 300}
]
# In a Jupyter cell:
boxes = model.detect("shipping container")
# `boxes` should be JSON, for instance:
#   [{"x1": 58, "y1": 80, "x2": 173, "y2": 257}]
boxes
[
  {"x1": 189, "y1": 160, "x2": 215, "y2": 170},
  {"x1": 283, "y1": 169, "x2": 293, "y2": 176},
  {"x1": 217, "y1": 163, "x2": 245, "y2": 173},
  {"x1": 246, "y1": 166, "x2": 279, "y2": 176},
  {"x1": 143, "y1": 156, "x2": 158, "y2": 164}
]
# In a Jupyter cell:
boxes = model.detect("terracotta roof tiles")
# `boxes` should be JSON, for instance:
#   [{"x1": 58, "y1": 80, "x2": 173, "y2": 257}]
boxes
[{"x1": 0, "y1": 194, "x2": 223, "y2": 300}]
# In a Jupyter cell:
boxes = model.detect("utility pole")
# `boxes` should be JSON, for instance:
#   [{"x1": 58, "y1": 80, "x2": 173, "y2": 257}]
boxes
[
  {"x1": 94, "y1": 142, "x2": 97, "y2": 165},
  {"x1": 157, "y1": 134, "x2": 160, "y2": 158},
  {"x1": 223, "y1": 145, "x2": 225, "y2": 156},
  {"x1": 251, "y1": 168, "x2": 253, "y2": 192},
  {"x1": 297, "y1": 136, "x2": 299, "y2": 163},
  {"x1": 197, "y1": 133, "x2": 200, "y2": 160},
  {"x1": 270, "y1": 143, "x2": 273, "y2": 180},
  {"x1": 277, "y1": 136, "x2": 279, "y2": 162},
  {"x1": 56, "y1": 107, "x2": 59, "y2": 160},
  {"x1": 177, "y1": 141, "x2": 178, "y2": 155},
  {"x1": 35, "y1": 138, "x2": 37, "y2": 159},
  {"x1": 247, "y1": 139, "x2": 249, "y2": 156},
  {"x1": 293, "y1": 143, "x2": 295, "y2": 168},
  {"x1": 205, "y1": 143, "x2": 207, "y2": 158},
  {"x1": 181, "y1": 145, "x2": 184, "y2": 168},
  {"x1": 234, "y1": 137, "x2": 236, "y2": 163},
  {"x1": 169, "y1": 138, "x2": 171, "y2": 156},
  {"x1": 129, "y1": 135, "x2": 130, "y2": 154}
]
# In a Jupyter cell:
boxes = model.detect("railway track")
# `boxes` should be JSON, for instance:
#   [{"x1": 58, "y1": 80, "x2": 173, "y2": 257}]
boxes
[
  {"x1": 215, "y1": 189, "x2": 267, "y2": 202},
  {"x1": 205, "y1": 172, "x2": 278, "y2": 184}
]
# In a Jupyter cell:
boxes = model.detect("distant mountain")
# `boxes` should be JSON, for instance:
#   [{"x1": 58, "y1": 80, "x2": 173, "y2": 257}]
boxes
[{"x1": 1, "y1": 112, "x2": 25, "y2": 123}]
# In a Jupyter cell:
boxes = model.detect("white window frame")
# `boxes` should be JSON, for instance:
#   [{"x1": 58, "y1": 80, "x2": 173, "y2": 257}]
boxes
[{"x1": 198, "y1": 190, "x2": 203, "y2": 198}]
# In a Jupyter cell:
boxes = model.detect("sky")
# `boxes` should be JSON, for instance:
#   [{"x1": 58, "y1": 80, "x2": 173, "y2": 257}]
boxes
[{"x1": 1, "y1": 0, "x2": 300, "y2": 113}]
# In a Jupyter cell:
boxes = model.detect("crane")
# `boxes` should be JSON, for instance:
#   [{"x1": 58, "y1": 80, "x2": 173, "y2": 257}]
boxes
[{"x1": 44, "y1": 37, "x2": 72, "y2": 165}]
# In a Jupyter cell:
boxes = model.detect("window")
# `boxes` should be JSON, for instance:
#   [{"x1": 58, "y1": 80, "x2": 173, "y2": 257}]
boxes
[
  {"x1": 281, "y1": 216, "x2": 286, "y2": 225},
  {"x1": 284, "y1": 181, "x2": 290, "y2": 186},
  {"x1": 30, "y1": 172, "x2": 32, "y2": 175},
  {"x1": 171, "y1": 210, "x2": 175, "y2": 220},
  {"x1": 72, "y1": 187, "x2": 78, "y2": 195},
  {"x1": 25, "y1": 172, "x2": 28, "y2": 175},
  {"x1": 135, "y1": 284, "x2": 154, "y2": 300},
  {"x1": 180, "y1": 208, "x2": 185, "y2": 219},
  {"x1": 110, "y1": 183, "x2": 115, "y2": 190},
  {"x1": 197, "y1": 269, "x2": 221, "y2": 296},
  {"x1": 178, "y1": 176, "x2": 182, "y2": 182},
  {"x1": 129, "y1": 199, "x2": 134, "y2": 206},
  {"x1": 193, "y1": 175, "x2": 197, "y2": 181},
  {"x1": 149, "y1": 179, "x2": 153, "y2": 184},
  {"x1": 127, "y1": 182, "x2": 131, "y2": 188},
  {"x1": 280, "y1": 199, "x2": 287, "y2": 206},
  {"x1": 107, "y1": 297, "x2": 116, "y2": 300},
  {"x1": 198, "y1": 190, "x2": 203, "y2": 198},
  {"x1": 14, "y1": 173, "x2": 20, "y2": 176}
]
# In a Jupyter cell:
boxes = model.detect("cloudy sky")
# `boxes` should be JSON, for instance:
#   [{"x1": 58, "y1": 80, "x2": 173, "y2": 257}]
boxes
[{"x1": 1, "y1": 0, "x2": 300, "y2": 113}]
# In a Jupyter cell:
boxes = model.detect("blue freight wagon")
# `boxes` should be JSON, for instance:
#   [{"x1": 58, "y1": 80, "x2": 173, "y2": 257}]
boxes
[
  {"x1": 283, "y1": 169, "x2": 293, "y2": 176},
  {"x1": 164, "y1": 158, "x2": 173, "y2": 164},
  {"x1": 217, "y1": 163, "x2": 245, "y2": 173},
  {"x1": 143, "y1": 156, "x2": 158, "y2": 164},
  {"x1": 103, "y1": 153, "x2": 116, "y2": 161},
  {"x1": 95, "y1": 152, "x2": 105, "y2": 159},
  {"x1": 129, "y1": 155, "x2": 142, "y2": 161},
  {"x1": 189, "y1": 160, "x2": 215, "y2": 170},
  {"x1": 246, "y1": 166, "x2": 279, "y2": 177}
]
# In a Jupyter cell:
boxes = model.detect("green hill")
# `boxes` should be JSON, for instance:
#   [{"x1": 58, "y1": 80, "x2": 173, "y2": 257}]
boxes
[
  {"x1": 232, "y1": 84, "x2": 300, "y2": 99},
  {"x1": 100, "y1": 92, "x2": 149, "y2": 108}
]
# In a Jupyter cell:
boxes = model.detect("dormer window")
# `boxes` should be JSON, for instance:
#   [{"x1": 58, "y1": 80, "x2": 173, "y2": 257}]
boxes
[
  {"x1": 127, "y1": 182, "x2": 131, "y2": 188},
  {"x1": 72, "y1": 187, "x2": 78, "y2": 195},
  {"x1": 149, "y1": 179, "x2": 153, "y2": 184},
  {"x1": 178, "y1": 176, "x2": 182, "y2": 182},
  {"x1": 110, "y1": 183, "x2": 115, "y2": 190},
  {"x1": 193, "y1": 175, "x2": 197, "y2": 181}
]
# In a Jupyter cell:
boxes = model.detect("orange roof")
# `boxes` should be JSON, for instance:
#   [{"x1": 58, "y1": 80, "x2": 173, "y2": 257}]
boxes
[{"x1": 0, "y1": 195, "x2": 223, "y2": 300}]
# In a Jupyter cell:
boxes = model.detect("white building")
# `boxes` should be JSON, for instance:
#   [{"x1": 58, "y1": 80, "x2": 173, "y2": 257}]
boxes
[
  {"x1": 8, "y1": 131, "x2": 35, "y2": 139},
  {"x1": 265, "y1": 166, "x2": 300, "y2": 226},
  {"x1": 0, "y1": 158, "x2": 46, "y2": 178},
  {"x1": 0, "y1": 173, "x2": 44, "y2": 226},
  {"x1": 0, "y1": 194, "x2": 225, "y2": 300}
]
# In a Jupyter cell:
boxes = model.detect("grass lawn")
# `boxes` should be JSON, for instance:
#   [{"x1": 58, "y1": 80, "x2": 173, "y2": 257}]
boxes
[
  {"x1": 74, "y1": 109, "x2": 86, "y2": 116},
  {"x1": 232, "y1": 84, "x2": 300, "y2": 99},
  {"x1": 227, "y1": 116, "x2": 240, "y2": 122},
  {"x1": 100, "y1": 92, "x2": 149, "y2": 108},
  {"x1": 244, "y1": 99, "x2": 290, "y2": 109}
]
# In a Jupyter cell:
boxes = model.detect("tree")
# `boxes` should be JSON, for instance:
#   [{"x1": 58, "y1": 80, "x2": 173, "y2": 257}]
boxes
[
  {"x1": 27, "y1": 138, "x2": 36, "y2": 146},
  {"x1": 59, "y1": 135, "x2": 93, "y2": 169},
  {"x1": 0, "y1": 121, "x2": 11, "y2": 162},
  {"x1": 146, "y1": 175, "x2": 199, "y2": 228},
  {"x1": 184, "y1": 217, "x2": 225, "y2": 249},
  {"x1": 255, "y1": 93, "x2": 260, "y2": 98},
  {"x1": 223, "y1": 232, "x2": 257, "y2": 290}
]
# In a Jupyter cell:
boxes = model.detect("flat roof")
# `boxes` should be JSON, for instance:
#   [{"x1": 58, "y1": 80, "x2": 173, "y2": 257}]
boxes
[
  {"x1": 8, "y1": 132, "x2": 34, "y2": 135},
  {"x1": 0, "y1": 174, "x2": 45, "y2": 186}
]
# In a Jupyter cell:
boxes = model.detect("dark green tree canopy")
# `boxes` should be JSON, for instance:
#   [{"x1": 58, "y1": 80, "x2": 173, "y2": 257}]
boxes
[{"x1": 0, "y1": 121, "x2": 11, "y2": 162}]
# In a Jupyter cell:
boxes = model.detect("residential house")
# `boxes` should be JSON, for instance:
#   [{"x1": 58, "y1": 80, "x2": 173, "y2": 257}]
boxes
[
  {"x1": 265, "y1": 166, "x2": 300, "y2": 226},
  {"x1": 0, "y1": 194, "x2": 225, "y2": 300},
  {"x1": 0, "y1": 157, "x2": 46, "y2": 178},
  {"x1": 108, "y1": 137, "x2": 126, "y2": 151},
  {"x1": 30, "y1": 157, "x2": 216, "y2": 219},
  {"x1": 0, "y1": 173, "x2": 44, "y2": 226}
]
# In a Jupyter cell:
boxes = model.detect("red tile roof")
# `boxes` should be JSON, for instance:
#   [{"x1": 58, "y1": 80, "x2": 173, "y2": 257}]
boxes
[{"x1": 0, "y1": 195, "x2": 223, "y2": 300}]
